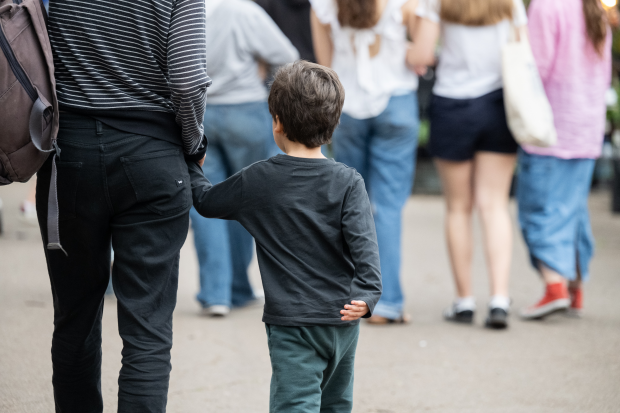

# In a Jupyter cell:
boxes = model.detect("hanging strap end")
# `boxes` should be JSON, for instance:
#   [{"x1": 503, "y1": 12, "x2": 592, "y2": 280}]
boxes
[{"x1": 47, "y1": 242, "x2": 68, "y2": 257}]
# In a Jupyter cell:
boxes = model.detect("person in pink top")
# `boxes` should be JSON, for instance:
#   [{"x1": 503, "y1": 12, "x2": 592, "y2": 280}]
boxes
[{"x1": 518, "y1": 0, "x2": 612, "y2": 319}]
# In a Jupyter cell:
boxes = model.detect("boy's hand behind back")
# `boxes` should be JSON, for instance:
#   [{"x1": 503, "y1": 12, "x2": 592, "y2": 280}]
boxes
[{"x1": 340, "y1": 301, "x2": 369, "y2": 321}]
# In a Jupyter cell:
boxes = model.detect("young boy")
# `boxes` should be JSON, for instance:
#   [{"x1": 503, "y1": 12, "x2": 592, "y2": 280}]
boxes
[{"x1": 188, "y1": 61, "x2": 382, "y2": 412}]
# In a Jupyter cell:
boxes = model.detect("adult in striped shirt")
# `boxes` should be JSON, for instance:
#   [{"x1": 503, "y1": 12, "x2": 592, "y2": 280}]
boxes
[{"x1": 36, "y1": 1, "x2": 211, "y2": 412}]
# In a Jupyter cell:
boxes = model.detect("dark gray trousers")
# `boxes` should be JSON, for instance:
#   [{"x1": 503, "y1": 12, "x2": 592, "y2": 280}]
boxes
[
  {"x1": 36, "y1": 113, "x2": 191, "y2": 413},
  {"x1": 266, "y1": 324, "x2": 360, "y2": 413}
]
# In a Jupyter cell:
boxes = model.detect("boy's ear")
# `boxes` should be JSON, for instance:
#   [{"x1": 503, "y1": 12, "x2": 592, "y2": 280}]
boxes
[{"x1": 274, "y1": 116, "x2": 285, "y2": 134}]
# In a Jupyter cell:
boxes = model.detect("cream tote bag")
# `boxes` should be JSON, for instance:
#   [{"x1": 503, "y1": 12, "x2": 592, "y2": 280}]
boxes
[{"x1": 502, "y1": 28, "x2": 557, "y2": 147}]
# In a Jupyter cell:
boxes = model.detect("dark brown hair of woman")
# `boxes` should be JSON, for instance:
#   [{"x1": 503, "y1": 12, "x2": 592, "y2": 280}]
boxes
[
  {"x1": 582, "y1": 0, "x2": 608, "y2": 56},
  {"x1": 337, "y1": 0, "x2": 379, "y2": 29},
  {"x1": 439, "y1": 0, "x2": 513, "y2": 26}
]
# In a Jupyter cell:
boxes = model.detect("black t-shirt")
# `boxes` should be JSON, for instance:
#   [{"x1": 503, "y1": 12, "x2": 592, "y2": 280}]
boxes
[
  {"x1": 188, "y1": 154, "x2": 382, "y2": 326},
  {"x1": 255, "y1": 0, "x2": 316, "y2": 63}
]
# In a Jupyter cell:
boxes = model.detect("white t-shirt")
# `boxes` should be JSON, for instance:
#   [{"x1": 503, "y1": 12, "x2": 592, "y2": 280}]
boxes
[
  {"x1": 416, "y1": 0, "x2": 527, "y2": 99},
  {"x1": 311, "y1": 0, "x2": 418, "y2": 119}
]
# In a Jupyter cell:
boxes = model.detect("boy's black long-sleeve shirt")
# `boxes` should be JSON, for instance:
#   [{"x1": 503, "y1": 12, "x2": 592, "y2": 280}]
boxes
[{"x1": 188, "y1": 155, "x2": 382, "y2": 327}]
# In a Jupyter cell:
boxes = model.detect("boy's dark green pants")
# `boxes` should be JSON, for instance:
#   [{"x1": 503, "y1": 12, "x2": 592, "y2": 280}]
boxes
[{"x1": 265, "y1": 324, "x2": 360, "y2": 413}]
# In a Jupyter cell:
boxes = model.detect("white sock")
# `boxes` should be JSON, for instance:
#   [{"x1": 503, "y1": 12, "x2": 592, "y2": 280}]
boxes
[
  {"x1": 489, "y1": 295, "x2": 510, "y2": 310},
  {"x1": 454, "y1": 296, "x2": 476, "y2": 312}
]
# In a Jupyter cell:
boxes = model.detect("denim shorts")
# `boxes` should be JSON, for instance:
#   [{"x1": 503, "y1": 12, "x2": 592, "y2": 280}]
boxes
[
  {"x1": 429, "y1": 89, "x2": 518, "y2": 161},
  {"x1": 516, "y1": 150, "x2": 596, "y2": 281}
]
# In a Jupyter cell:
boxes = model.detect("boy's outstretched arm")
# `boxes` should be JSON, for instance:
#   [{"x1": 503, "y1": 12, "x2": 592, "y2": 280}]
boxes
[
  {"x1": 340, "y1": 176, "x2": 382, "y2": 320},
  {"x1": 187, "y1": 160, "x2": 243, "y2": 220}
]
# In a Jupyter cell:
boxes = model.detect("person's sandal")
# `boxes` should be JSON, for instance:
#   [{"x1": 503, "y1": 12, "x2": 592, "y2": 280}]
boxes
[{"x1": 366, "y1": 314, "x2": 411, "y2": 325}]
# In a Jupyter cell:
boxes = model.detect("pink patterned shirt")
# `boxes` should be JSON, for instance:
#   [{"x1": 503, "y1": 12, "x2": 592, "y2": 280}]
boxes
[{"x1": 523, "y1": 0, "x2": 612, "y2": 159}]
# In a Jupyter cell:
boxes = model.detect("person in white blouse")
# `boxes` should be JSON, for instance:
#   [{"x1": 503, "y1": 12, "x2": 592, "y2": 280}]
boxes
[
  {"x1": 311, "y1": 0, "x2": 420, "y2": 324},
  {"x1": 409, "y1": 0, "x2": 528, "y2": 329}
]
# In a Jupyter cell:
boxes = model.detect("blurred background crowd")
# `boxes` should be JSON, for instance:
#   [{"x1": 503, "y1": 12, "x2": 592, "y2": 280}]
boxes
[
  {"x1": 1, "y1": 0, "x2": 619, "y2": 411},
  {"x1": 178, "y1": 0, "x2": 620, "y2": 328},
  {"x1": 18, "y1": 0, "x2": 619, "y2": 327}
]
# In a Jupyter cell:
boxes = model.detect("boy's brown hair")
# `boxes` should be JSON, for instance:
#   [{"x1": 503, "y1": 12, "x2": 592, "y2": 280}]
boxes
[{"x1": 268, "y1": 61, "x2": 345, "y2": 148}]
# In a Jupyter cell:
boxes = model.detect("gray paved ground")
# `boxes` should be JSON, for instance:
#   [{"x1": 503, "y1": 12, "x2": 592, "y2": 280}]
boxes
[{"x1": 1, "y1": 182, "x2": 619, "y2": 413}]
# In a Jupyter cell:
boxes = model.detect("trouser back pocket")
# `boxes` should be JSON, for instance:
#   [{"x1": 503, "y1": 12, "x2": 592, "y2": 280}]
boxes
[{"x1": 121, "y1": 149, "x2": 190, "y2": 215}]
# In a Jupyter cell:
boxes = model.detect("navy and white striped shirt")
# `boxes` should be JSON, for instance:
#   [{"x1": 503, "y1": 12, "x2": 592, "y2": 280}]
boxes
[{"x1": 48, "y1": 0, "x2": 210, "y2": 155}]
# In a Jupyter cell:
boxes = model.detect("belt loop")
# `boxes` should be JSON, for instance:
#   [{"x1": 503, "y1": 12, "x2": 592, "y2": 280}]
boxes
[{"x1": 96, "y1": 120, "x2": 103, "y2": 136}]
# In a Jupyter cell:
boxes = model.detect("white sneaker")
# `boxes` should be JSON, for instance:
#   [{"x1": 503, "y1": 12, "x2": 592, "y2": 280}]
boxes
[{"x1": 201, "y1": 305, "x2": 230, "y2": 317}]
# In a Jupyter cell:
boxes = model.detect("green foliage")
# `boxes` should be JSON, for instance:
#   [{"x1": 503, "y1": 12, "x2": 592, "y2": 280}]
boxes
[
  {"x1": 607, "y1": 79, "x2": 620, "y2": 125},
  {"x1": 418, "y1": 119, "x2": 430, "y2": 147},
  {"x1": 613, "y1": 30, "x2": 620, "y2": 58}
]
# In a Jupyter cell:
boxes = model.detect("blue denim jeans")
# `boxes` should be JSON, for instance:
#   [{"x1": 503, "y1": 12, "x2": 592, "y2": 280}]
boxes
[
  {"x1": 516, "y1": 150, "x2": 596, "y2": 281},
  {"x1": 190, "y1": 101, "x2": 273, "y2": 307},
  {"x1": 332, "y1": 93, "x2": 419, "y2": 319}
]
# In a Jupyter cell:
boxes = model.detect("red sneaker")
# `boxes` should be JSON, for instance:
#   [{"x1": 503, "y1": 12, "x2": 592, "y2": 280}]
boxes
[
  {"x1": 520, "y1": 282, "x2": 570, "y2": 320},
  {"x1": 568, "y1": 286, "x2": 583, "y2": 317}
]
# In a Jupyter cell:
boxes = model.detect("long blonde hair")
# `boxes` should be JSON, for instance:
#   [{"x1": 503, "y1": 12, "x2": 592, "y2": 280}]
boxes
[{"x1": 440, "y1": 0, "x2": 514, "y2": 26}]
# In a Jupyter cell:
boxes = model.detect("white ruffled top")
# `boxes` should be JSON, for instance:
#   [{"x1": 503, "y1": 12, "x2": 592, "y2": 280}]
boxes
[{"x1": 310, "y1": 0, "x2": 418, "y2": 119}]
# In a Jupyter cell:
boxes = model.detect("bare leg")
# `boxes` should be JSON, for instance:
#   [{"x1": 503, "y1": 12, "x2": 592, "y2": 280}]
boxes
[
  {"x1": 472, "y1": 152, "x2": 516, "y2": 298},
  {"x1": 20, "y1": 178, "x2": 39, "y2": 225},
  {"x1": 539, "y1": 264, "x2": 567, "y2": 286},
  {"x1": 26, "y1": 179, "x2": 37, "y2": 204},
  {"x1": 569, "y1": 258, "x2": 583, "y2": 290},
  {"x1": 435, "y1": 159, "x2": 474, "y2": 298},
  {"x1": 569, "y1": 279, "x2": 582, "y2": 289},
  {"x1": 568, "y1": 261, "x2": 583, "y2": 314}
]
